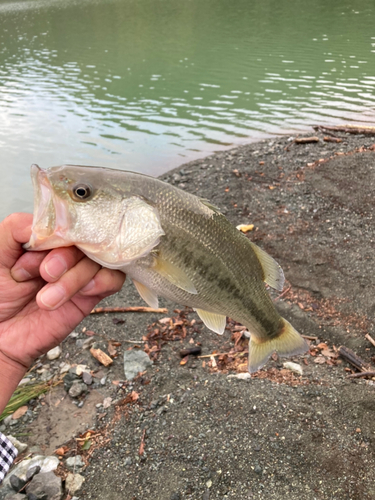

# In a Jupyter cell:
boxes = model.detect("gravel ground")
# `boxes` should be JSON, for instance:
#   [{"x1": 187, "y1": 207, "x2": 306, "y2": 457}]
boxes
[{"x1": 5, "y1": 129, "x2": 375, "y2": 500}]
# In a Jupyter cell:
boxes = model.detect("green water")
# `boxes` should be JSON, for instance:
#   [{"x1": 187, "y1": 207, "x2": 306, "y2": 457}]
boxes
[{"x1": 1, "y1": 0, "x2": 374, "y2": 218}]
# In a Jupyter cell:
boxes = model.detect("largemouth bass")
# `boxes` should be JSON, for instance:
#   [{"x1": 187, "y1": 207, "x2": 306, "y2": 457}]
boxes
[{"x1": 25, "y1": 164, "x2": 308, "y2": 372}]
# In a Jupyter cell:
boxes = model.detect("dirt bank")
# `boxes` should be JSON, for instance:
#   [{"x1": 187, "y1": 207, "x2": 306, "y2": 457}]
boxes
[{"x1": 7, "y1": 130, "x2": 375, "y2": 500}]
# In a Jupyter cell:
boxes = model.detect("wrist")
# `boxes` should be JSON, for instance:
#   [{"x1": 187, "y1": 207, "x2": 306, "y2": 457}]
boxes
[{"x1": 0, "y1": 351, "x2": 28, "y2": 416}]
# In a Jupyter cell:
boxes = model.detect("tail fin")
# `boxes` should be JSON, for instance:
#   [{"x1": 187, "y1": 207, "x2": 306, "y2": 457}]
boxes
[{"x1": 248, "y1": 319, "x2": 308, "y2": 373}]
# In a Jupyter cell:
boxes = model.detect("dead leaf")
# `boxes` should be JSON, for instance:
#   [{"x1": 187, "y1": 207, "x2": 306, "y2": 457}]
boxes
[
  {"x1": 54, "y1": 446, "x2": 69, "y2": 456},
  {"x1": 107, "y1": 342, "x2": 117, "y2": 357},
  {"x1": 180, "y1": 355, "x2": 189, "y2": 366},
  {"x1": 12, "y1": 406, "x2": 28, "y2": 420},
  {"x1": 314, "y1": 356, "x2": 326, "y2": 364}
]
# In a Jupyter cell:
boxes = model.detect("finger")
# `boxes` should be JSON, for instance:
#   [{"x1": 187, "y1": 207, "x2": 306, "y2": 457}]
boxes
[
  {"x1": 39, "y1": 246, "x2": 85, "y2": 282},
  {"x1": 11, "y1": 250, "x2": 49, "y2": 282},
  {"x1": 78, "y1": 268, "x2": 126, "y2": 298},
  {"x1": 0, "y1": 213, "x2": 33, "y2": 268},
  {"x1": 36, "y1": 257, "x2": 101, "y2": 310}
]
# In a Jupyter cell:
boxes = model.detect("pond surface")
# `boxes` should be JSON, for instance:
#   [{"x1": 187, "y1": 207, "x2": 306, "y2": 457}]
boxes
[{"x1": 1, "y1": 0, "x2": 374, "y2": 218}]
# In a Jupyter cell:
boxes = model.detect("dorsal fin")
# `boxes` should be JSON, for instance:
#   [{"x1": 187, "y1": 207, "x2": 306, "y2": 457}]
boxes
[
  {"x1": 195, "y1": 309, "x2": 226, "y2": 334},
  {"x1": 249, "y1": 242, "x2": 285, "y2": 292},
  {"x1": 153, "y1": 255, "x2": 198, "y2": 294}
]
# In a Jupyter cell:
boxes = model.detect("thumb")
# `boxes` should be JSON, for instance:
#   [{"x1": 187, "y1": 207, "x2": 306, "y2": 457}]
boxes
[{"x1": 0, "y1": 213, "x2": 33, "y2": 269}]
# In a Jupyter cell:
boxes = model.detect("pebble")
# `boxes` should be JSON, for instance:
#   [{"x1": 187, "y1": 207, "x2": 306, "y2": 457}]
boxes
[
  {"x1": 123, "y1": 350, "x2": 153, "y2": 380},
  {"x1": 26, "y1": 465, "x2": 41, "y2": 482},
  {"x1": 46, "y1": 346, "x2": 62, "y2": 360},
  {"x1": 65, "y1": 473, "x2": 85, "y2": 494},
  {"x1": 283, "y1": 362, "x2": 303, "y2": 376},
  {"x1": 82, "y1": 371, "x2": 93, "y2": 385},
  {"x1": 65, "y1": 455, "x2": 85, "y2": 471},
  {"x1": 18, "y1": 377, "x2": 31, "y2": 386},
  {"x1": 6, "y1": 435, "x2": 28, "y2": 453},
  {"x1": 227, "y1": 373, "x2": 251, "y2": 380},
  {"x1": 103, "y1": 397, "x2": 112, "y2": 409},
  {"x1": 68, "y1": 382, "x2": 87, "y2": 398},
  {"x1": 59, "y1": 362, "x2": 71, "y2": 374},
  {"x1": 9, "y1": 474, "x2": 27, "y2": 492}
]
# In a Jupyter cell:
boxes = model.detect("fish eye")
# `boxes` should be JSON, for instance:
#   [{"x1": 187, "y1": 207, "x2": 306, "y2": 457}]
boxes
[{"x1": 72, "y1": 183, "x2": 93, "y2": 200}]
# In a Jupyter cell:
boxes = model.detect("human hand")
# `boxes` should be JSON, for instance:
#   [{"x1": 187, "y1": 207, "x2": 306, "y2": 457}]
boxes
[{"x1": 0, "y1": 213, "x2": 126, "y2": 374}]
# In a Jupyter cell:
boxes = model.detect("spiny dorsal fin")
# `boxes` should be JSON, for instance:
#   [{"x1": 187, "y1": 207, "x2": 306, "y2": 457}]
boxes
[
  {"x1": 132, "y1": 280, "x2": 159, "y2": 308},
  {"x1": 153, "y1": 255, "x2": 198, "y2": 294},
  {"x1": 249, "y1": 242, "x2": 285, "y2": 292},
  {"x1": 195, "y1": 309, "x2": 226, "y2": 334},
  {"x1": 200, "y1": 199, "x2": 222, "y2": 214}
]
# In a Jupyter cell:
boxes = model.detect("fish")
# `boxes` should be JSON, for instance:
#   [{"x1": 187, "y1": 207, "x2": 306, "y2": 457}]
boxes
[{"x1": 25, "y1": 164, "x2": 308, "y2": 372}]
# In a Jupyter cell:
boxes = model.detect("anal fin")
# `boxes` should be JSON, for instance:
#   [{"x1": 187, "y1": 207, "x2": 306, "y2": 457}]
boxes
[
  {"x1": 195, "y1": 309, "x2": 226, "y2": 335},
  {"x1": 133, "y1": 279, "x2": 159, "y2": 309}
]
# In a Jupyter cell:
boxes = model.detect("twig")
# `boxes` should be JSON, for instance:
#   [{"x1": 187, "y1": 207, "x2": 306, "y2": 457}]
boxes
[
  {"x1": 91, "y1": 306, "x2": 168, "y2": 314},
  {"x1": 365, "y1": 333, "x2": 375, "y2": 348},
  {"x1": 198, "y1": 351, "x2": 248, "y2": 359},
  {"x1": 139, "y1": 429, "x2": 146, "y2": 456},
  {"x1": 294, "y1": 136, "x2": 319, "y2": 144},
  {"x1": 123, "y1": 340, "x2": 145, "y2": 344},
  {"x1": 338, "y1": 346, "x2": 370, "y2": 372},
  {"x1": 347, "y1": 371, "x2": 375, "y2": 379},
  {"x1": 273, "y1": 286, "x2": 291, "y2": 302},
  {"x1": 302, "y1": 335, "x2": 319, "y2": 341}
]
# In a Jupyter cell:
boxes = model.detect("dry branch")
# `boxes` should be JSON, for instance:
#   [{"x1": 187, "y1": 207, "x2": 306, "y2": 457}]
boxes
[
  {"x1": 365, "y1": 333, "x2": 375, "y2": 348},
  {"x1": 314, "y1": 124, "x2": 375, "y2": 136},
  {"x1": 91, "y1": 306, "x2": 168, "y2": 314},
  {"x1": 347, "y1": 371, "x2": 375, "y2": 379},
  {"x1": 294, "y1": 136, "x2": 319, "y2": 144},
  {"x1": 90, "y1": 348, "x2": 113, "y2": 366},
  {"x1": 338, "y1": 346, "x2": 370, "y2": 372}
]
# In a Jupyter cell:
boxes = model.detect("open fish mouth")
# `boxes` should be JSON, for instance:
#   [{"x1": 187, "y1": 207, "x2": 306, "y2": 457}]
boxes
[{"x1": 24, "y1": 164, "x2": 71, "y2": 251}]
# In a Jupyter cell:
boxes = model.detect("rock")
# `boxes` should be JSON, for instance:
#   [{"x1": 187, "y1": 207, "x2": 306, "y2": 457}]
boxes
[
  {"x1": 1, "y1": 455, "x2": 59, "y2": 493},
  {"x1": 26, "y1": 466, "x2": 41, "y2": 482},
  {"x1": 18, "y1": 378, "x2": 31, "y2": 386},
  {"x1": 65, "y1": 455, "x2": 85, "y2": 472},
  {"x1": 9, "y1": 474, "x2": 26, "y2": 492},
  {"x1": 3, "y1": 415, "x2": 13, "y2": 426},
  {"x1": 63, "y1": 372, "x2": 80, "y2": 391},
  {"x1": 39, "y1": 370, "x2": 53, "y2": 383},
  {"x1": 65, "y1": 473, "x2": 85, "y2": 494},
  {"x1": 124, "y1": 457, "x2": 132, "y2": 466},
  {"x1": 227, "y1": 373, "x2": 251, "y2": 380},
  {"x1": 26, "y1": 471, "x2": 62, "y2": 500},
  {"x1": 73, "y1": 364, "x2": 91, "y2": 376},
  {"x1": 82, "y1": 371, "x2": 92, "y2": 385},
  {"x1": 4, "y1": 494, "x2": 26, "y2": 500},
  {"x1": 102, "y1": 397, "x2": 112, "y2": 409},
  {"x1": 123, "y1": 350, "x2": 153, "y2": 380},
  {"x1": 46, "y1": 346, "x2": 61, "y2": 360},
  {"x1": 170, "y1": 493, "x2": 181, "y2": 500},
  {"x1": 68, "y1": 382, "x2": 87, "y2": 398},
  {"x1": 283, "y1": 362, "x2": 303, "y2": 375},
  {"x1": 59, "y1": 362, "x2": 71, "y2": 374},
  {"x1": 6, "y1": 435, "x2": 28, "y2": 453}
]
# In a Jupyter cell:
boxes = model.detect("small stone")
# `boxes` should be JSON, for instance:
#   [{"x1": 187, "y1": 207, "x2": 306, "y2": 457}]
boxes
[
  {"x1": 206, "y1": 479, "x2": 212, "y2": 488},
  {"x1": 82, "y1": 371, "x2": 92, "y2": 385},
  {"x1": 69, "y1": 331, "x2": 79, "y2": 338},
  {"x1": 40, "y1": 370, "x2": 53, "y2": 382},
  {"x1": 254, "y1": 465, "x2": 262, "y2": 474},
  {"x1": 74, "y1": 364, "x2": 91, "y2": 376},
  {"x1": 65, "y1": 473, "x2": 85, "y2": 494},
  {"x1": 18, "y1": 378, "x2": 31, "y2": 386},
  {"x1": 59, "y1": 362, "x2": 71, "y2": 374},
  {"x1": 68, "y1": 382, "x2": 87, "y2": 398},
  {"x1": 3, "y1": 415, "x2": 13, "y2": 426},
  {"x1": 102, "y1": 397, "x2": 112, "y2": 409},
  {"x1": 63, "y1": 372, "x2": 80, "y2": 391},
  {"x1": 3, "y1": 494, "x2": 26, "y2": 500},
  {"x1": 9, "y1": 474, "x2": 27, "y2": 492},
  {"x1": 124, "y1": 457, "x2": 132, "y2": 466},
  {"x1": 46, "y1": 346, "x2": 61, "y2": 360},
  {"x1": 65, "y1": 455, "x2": 85, "y2": 471},
  {"x1": 26, "y1": 471, "x2": 62, "y2": 500},
  {"x1": 6, "y1": 435, "x2": 28, "y2": 453},
  {"x1": 123, "y1": 350, "x2": 153, "y2": 380},
  {"x1": 170, "y1": 493, "x2": 181, "y2": 500},
  {"x1": 26, "y1": 465, "x2": 41, "y2": 482},
  {"x1": 283, "y1": 362, "x2": 303, "y2": 375},
  {"x1": 100, "y1": 377, "x2": 107, "y2": 386}
]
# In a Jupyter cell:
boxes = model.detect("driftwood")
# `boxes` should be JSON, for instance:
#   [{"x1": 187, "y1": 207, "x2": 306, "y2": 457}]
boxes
[
  {"x1": 338, "y1": 346, "x2": 370, "y2": 372},
  {"x1": 91, "y1": 306, "x2": 168, "y2": 314},
  {"x1": 314, "y1": 124, "x2": 375, "y2": 136},
  {"x1": 90, "y1": 347, "x2": 113, "y2": 366},
  {"x1": 294, "y1": 136, "x2": 319, "y2": 144}
]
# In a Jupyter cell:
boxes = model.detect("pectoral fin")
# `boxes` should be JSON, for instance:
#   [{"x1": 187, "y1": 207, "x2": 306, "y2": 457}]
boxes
[
  {"x1": 249, "y1": 242, "x2": 285, "y2": 292},
  {"x1": 195, "y1": 309, "x2": 226, "y2": 334},
  {"x1": 132, "y1": 279, "x2": 159, "y2": 308},
  {"x1": 153, "y1": 256, "x2": 197, "y2": 294}
]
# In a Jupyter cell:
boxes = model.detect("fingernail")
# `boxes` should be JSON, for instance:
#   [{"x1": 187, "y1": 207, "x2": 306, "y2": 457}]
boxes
[
  {"x1": 40, "y1": 285, "x2": 66, "y2": 309},
  {"x1": 44, "y1": 256, "x2": 67, "y2": 279},
  {"x1": 12, "y1": 267, "x2": 32, "y2": 282},
  {"x1": 80, "y1": 279, "x2": 95, "y2": 293}
]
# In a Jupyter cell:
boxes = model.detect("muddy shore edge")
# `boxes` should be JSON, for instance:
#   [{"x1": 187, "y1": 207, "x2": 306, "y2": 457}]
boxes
[{"x1": 2, "y1": 130, "x2": 375, "y2": 500}]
